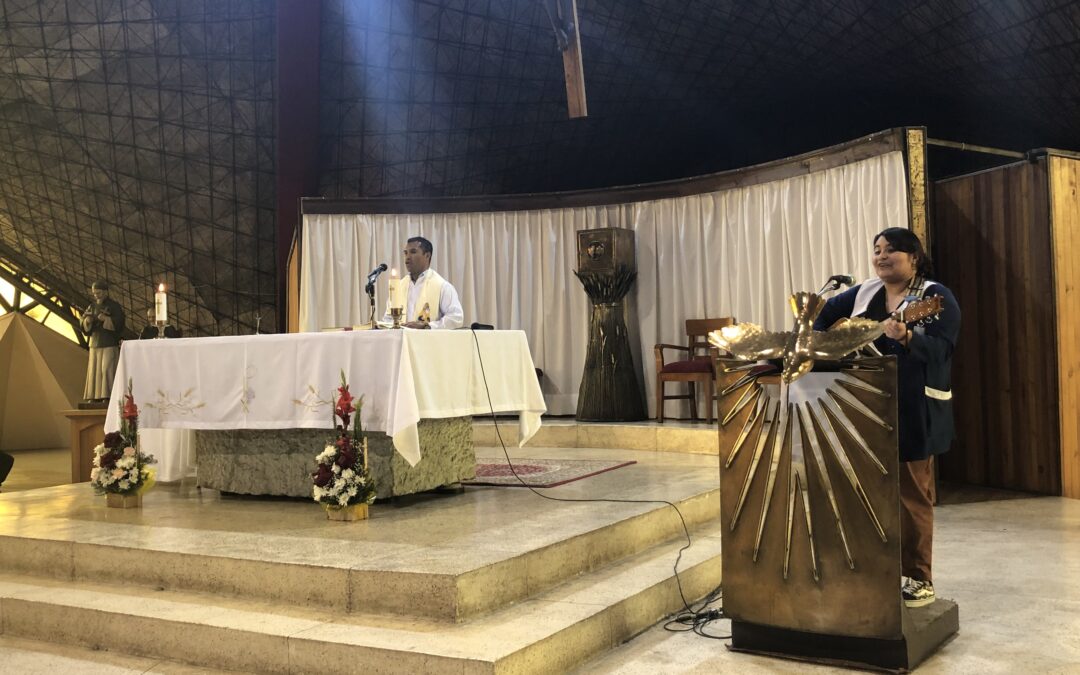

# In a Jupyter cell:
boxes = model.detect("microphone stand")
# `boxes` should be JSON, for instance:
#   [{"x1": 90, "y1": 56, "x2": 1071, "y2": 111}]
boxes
[
  {"x1": 365, "y1": 282, "x2": 377, "y2": 330},
  {"x1": 816, "y1": 275, "x2": 854, "y2": 296},
  {"x1": 816, "y1": 279, "x2": 843, "y2": 296}
]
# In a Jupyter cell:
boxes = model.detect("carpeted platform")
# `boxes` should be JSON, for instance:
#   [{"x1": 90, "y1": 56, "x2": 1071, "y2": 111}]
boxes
[{"x1": 464, "y1": 457, "x2": 636, "y2": 487}]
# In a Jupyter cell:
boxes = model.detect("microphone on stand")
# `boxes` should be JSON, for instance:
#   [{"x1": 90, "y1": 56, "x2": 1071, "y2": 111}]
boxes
[
  {"x1": 365, "y1": 263, "x2": 388, "y2": 293},
  {"x1": 817, "y1": 274, "x2": 855, "y2": 295}
]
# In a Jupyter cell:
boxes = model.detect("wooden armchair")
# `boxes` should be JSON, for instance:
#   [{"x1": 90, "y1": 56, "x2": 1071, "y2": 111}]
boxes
[{"x1": 654, "y1": 317, "x2": 734, "y2": 423}]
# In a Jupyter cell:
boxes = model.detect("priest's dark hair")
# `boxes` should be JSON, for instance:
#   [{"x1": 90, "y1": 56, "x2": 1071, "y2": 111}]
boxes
[{"x1": 408, "y1": 236, "x2": 433, "y2": 257}]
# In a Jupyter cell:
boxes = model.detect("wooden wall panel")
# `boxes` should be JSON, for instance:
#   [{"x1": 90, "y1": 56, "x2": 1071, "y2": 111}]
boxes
[
  {"x1": 1050, "y1": 156, "x2": 1080, "y2": 498},
  {"x1": 933, "y1": 159, "x2": 1061, "y2": 494},
  {"x1": 286, "y1": 236, "x2": 300, "y2": 333}
]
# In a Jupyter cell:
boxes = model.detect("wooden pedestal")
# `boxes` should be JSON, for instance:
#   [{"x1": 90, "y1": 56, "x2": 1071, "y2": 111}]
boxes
[{"x1": 62, "y1": 409, "x2": 106, "y2": 483}]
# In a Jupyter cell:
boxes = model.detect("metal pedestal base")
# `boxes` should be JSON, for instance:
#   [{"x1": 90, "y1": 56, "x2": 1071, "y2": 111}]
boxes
[{"x1": 730, "y1": 598, "x2": 959, "y2": 673}]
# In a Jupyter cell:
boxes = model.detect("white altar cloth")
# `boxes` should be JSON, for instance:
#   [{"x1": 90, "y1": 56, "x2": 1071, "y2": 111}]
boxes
[
  {"x1": 138, "y1": 429, "x2": 195, "y2": 482},
  {"x1": 105, "y1": 330, "x2": 546, "y2": 465}
]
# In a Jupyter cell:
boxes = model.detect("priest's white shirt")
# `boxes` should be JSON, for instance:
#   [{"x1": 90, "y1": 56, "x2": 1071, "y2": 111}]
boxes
[{"x1": 384, "y1": 268, "x2": 464, "y2": 330}]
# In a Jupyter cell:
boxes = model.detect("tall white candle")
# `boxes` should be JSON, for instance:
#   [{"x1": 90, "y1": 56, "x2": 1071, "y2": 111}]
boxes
[
  {"x1": 388, "y1": 268, "x2": 400, "y2": 309},
  {"x1": 155, "y1": 283, "x2": 167, "y2": 322}
]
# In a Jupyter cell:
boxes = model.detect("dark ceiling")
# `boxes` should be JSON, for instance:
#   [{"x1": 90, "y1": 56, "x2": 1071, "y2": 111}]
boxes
[{"x1": 2, "y1": 0, "x2": 1078, "y2": 337}]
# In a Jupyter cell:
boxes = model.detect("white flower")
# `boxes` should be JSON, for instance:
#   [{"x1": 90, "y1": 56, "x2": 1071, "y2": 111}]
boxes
[
  {"x1": 347, "y1": 487, "x2": 358, "y2": 498},
  {"x1": 342, "y1": 468, "x2": 355, "y2": 479},
  {"x1": 119, "y1": 480, "x2": 130, "y2": 491},
  {"x1": 90, "y1": 468, "x2": 100, "y2": 481},
  {"x1": 332, "y1": 464, "x2": 341, "y2": 474},
  {"x1": 337, "y1": 494, "x2": 349, "y2": 506}
]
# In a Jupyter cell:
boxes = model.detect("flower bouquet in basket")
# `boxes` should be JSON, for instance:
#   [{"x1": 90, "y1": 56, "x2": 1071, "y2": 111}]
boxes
[
  {"x1": 91, "y1": 380, "x2": 156, "y2": 508},
  {"x1": 313, "y1": 371, "x2": 375, "y2": 521}
]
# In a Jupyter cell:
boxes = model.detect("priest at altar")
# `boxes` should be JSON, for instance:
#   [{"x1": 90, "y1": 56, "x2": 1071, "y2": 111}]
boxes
[{"x1": 383, "y1": 236, "x2": 464, "y2": 330}]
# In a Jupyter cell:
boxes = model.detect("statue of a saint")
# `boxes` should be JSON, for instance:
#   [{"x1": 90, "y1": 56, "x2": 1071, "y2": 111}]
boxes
[{"x1": 80, "y1": 280, "x2": 125, "y2": 401}]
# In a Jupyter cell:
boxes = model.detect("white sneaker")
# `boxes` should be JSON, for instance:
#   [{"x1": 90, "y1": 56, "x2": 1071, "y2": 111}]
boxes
[{"x1": 902, "y1": 578, "x2": 936, "y2": 608}]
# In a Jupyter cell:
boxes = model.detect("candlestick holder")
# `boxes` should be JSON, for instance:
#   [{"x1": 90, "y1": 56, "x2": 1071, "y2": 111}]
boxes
[
  {"x1": 390, "y1": 307, "x2": 403, "y2": 329},
  {"x1": 155, "y1": 319, "x2": 166, "y2": 339}
]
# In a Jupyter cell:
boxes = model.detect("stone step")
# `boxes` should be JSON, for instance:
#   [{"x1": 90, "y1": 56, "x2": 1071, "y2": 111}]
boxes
[
  {"x1": 0, "y1": 522, "x2": 723, "y2": 675},
  {"x1": 474, "y1": 420, "x2": 718, "y2": 454},
  {"x1": 0, "y1": 481, "x2": 718, "y2": 623}
]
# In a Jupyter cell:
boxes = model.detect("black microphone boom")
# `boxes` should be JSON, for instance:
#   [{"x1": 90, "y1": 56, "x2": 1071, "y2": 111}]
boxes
[
  {"x1": 817, "y1": 273, "x2": 855, "y2": 296},
  {"x1": 366, "y1": 263, "x2": 388, "y2": 283}
]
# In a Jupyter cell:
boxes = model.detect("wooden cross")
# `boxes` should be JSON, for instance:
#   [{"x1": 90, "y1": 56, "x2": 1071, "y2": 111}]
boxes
[{"x1": 543, "y1": 0, "x2": 588, "y2": 118}]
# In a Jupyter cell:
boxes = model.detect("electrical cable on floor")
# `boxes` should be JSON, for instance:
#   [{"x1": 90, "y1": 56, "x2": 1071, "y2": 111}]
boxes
[{"x1": 469, "y1": 330, "x2": 725, "y2": 629}]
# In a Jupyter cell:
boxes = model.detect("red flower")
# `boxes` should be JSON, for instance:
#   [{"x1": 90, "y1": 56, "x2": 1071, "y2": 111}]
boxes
[
  {"x1": 336, "y1": 385, "x2": 354, "y2": 415},
  {"x1": 122, "y1": 394, "x2": 139, "y2": 420},
  {"x1": 313, "y1": 464, "x2": 333, "y2": 487},
  {"x1": 336, "y1": 449, "x2": 356, "y2": 468},
  {"x1": 99, "y1": 452, "x2": 117, "y2": 469},
  {"x1": 103, "y1": 431, "x2": 123, "y2": 449}
]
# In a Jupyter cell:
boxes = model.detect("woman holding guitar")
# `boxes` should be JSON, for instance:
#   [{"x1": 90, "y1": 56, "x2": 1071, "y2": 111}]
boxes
[{"x1": 813, "y1": 227, "x2": 961, "y2": 609}]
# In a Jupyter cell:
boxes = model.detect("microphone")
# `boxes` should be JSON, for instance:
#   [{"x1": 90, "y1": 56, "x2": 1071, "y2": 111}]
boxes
[
  {"x1": 817, "y1": 274, "x2": 855, "y2": 295},
  {"x1": 365, "y1": 263, "x2": 388, "y2": 295},
  {"x1": 366, "y1": 263, "x2": 388, "y2": 284}
]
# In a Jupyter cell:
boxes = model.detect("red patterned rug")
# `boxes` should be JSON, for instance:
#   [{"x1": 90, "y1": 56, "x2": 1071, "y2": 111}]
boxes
[{"x1": 464, "y1": 458, "x2": 636, "y2": 488}]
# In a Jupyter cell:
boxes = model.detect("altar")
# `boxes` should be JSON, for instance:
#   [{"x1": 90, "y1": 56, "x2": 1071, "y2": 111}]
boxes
[{"x1": 105, "y1": 329, "x2": 546, "y2": 497}]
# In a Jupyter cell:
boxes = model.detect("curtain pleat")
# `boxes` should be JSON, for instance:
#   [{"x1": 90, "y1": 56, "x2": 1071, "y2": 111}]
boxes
[{"x1": 300, "y1": 152, "x2": 909, "y2": 417}]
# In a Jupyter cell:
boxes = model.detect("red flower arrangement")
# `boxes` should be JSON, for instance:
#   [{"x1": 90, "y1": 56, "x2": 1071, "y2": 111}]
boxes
[
  {"x1": 91, "y1": 379, "x2": 156, "y2": 496},
  {"x1": 312, "y1": 371, "x2": 375, "y2": 509}
]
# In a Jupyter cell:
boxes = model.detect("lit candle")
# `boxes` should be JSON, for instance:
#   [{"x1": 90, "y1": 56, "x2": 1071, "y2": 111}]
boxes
[
  {"x1": 388, "y1": 268, "x2": 400, "y2": 309},
  {"x1": 155, "y1": 283, "x2": 167, "y2": 323}
]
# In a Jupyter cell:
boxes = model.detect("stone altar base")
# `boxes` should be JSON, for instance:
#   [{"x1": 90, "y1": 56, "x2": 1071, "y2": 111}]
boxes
[{"x1": 195, "y1": 417, "x2": 475, "y2": 498}]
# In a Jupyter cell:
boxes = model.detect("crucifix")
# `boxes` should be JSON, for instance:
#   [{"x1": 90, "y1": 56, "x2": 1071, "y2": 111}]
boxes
[{"x1": 543, "y1": 0, "x2": 588, "y2": 118}]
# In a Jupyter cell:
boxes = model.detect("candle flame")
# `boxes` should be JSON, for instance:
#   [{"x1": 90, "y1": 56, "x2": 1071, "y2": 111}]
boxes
[
  {"x1": 390, "y1": 268, "x2": 398, "y2": 277},
  {"x1": 158, "y1": 283, "x2": 166, "y2": 292}
]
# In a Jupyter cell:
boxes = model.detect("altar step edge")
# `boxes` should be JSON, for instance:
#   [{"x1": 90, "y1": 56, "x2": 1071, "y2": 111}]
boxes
[
  {"x1": 474, "y1": 419, "x2": 719, "y2": 455},
  {"x1": 0, "y1": 488, "x2": 718, "y2": 624},
  {"x1": 0, "y1": 523, "x2": 723, "y2": 675}
]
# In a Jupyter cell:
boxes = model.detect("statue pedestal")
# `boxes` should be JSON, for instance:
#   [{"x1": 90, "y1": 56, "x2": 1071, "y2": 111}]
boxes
[{"x1": 62, "y1": 409, "x2": 106, "y2": 483}]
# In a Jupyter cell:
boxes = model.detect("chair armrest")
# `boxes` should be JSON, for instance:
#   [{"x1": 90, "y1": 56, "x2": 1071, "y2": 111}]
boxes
[
  {"x1": 654, "y1": 343, "x2": 691, "y2": 354},
  {"x1": 654, "y1": 343, "x2": 691, "y2": 371}
]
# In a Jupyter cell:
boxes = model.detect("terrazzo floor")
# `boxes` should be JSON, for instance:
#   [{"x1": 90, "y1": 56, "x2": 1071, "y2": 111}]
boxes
[{"x1": 2, "y1": 442, "x2": 1078, "y2": 673}]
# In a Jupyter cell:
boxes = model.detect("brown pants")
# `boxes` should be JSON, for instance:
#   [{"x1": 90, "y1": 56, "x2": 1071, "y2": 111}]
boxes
[{"x1": 899, "y1": 457, "x2": 935, "y2": 582}]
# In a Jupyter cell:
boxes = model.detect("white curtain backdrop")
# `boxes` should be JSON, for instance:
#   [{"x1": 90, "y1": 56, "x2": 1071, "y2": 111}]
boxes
[{"x1": 300, "y1": 151, "x2": 909, "y2": 417}]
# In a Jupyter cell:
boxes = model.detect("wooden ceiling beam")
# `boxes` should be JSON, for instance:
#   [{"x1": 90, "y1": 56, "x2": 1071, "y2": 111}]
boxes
[{"x1": 543, "y1": 0, "x2": 588, "y2": 118}]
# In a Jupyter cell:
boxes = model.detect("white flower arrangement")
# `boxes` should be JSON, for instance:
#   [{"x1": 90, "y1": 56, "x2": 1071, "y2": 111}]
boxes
[
  {"x1": 312, "y1": 372, "x2": 375, "y2": 509},
  {"x1": 90, "y1": 381, "x2": 156, "y2": 496}
]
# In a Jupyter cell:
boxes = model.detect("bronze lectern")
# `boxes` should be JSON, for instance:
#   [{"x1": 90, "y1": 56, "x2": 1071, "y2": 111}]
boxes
[{"x1": 714, "y1": 355, "x2": 958, "y2": 671}]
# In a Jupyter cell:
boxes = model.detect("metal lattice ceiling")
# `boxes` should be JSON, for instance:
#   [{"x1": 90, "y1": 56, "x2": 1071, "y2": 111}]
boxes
[
  {"x1": 318, "y1": 0, "x2": 1080, "y2": 197},
  {"x1": 2, "y1": 0, "x2": 1080, "y2": 338},
  {"x1": 0, "y1": 0, "x2": 276, "y2": 338}
]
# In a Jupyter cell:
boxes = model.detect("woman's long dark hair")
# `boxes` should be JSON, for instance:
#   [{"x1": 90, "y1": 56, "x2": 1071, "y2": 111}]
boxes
[{"x1": 874, "y1": 227, "x2": 934, "y2": 281}]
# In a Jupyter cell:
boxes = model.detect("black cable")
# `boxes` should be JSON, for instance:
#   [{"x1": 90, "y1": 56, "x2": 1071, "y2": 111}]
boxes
[
  {"x1": 662, "y1": 585, "x2": 730, "y2": 639},
  {"x1": 469, "y1": 329, "x2": 723, "y2": 622}
]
